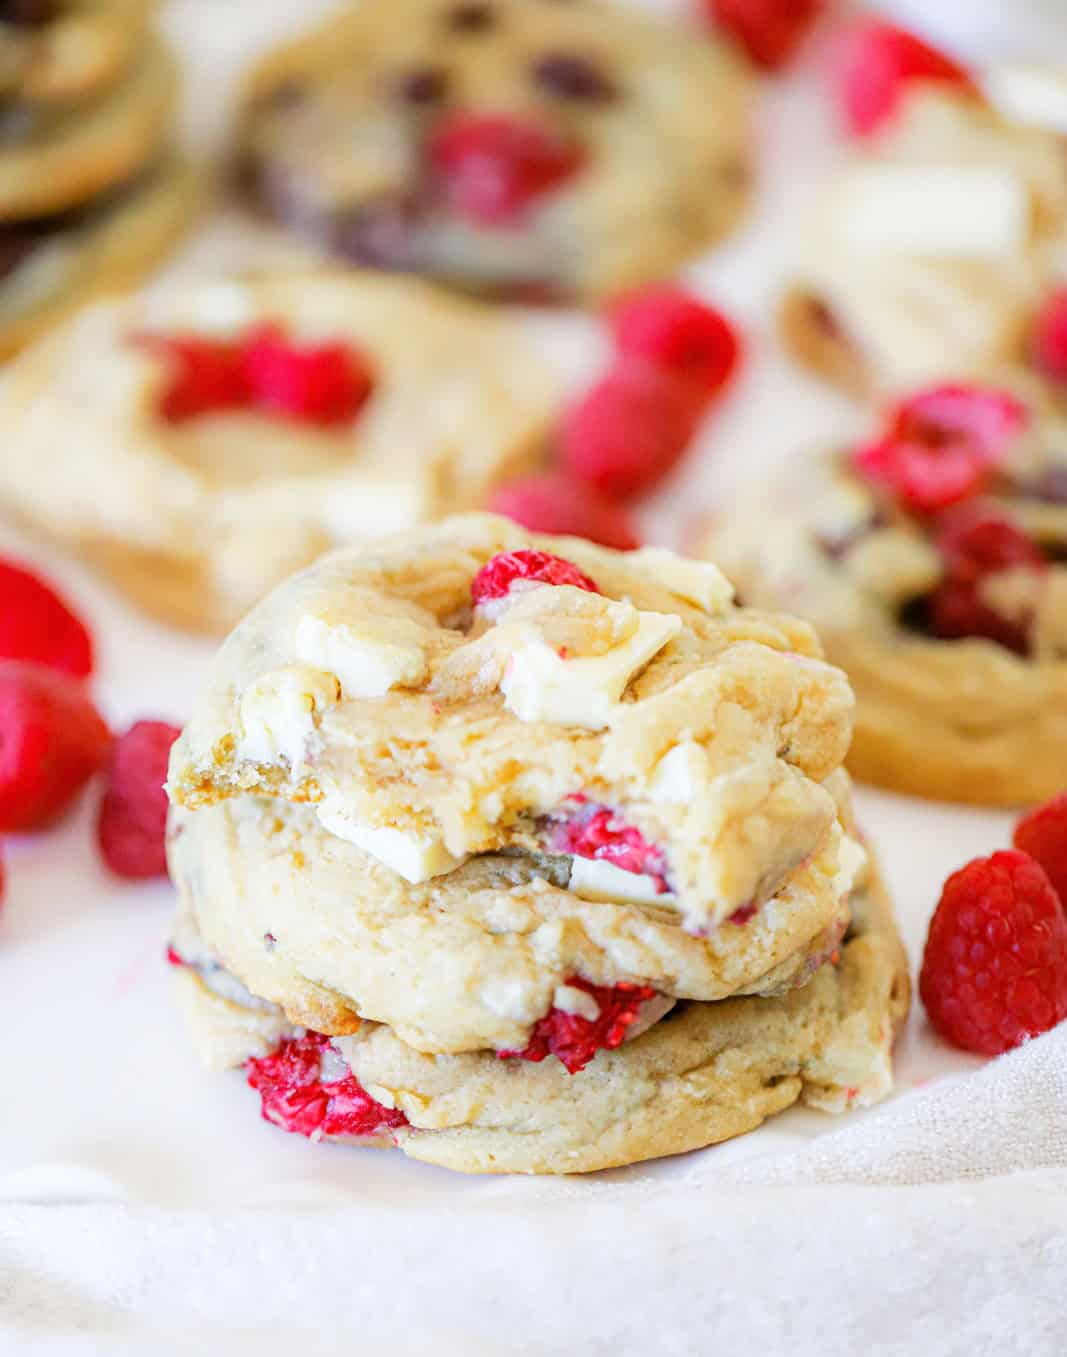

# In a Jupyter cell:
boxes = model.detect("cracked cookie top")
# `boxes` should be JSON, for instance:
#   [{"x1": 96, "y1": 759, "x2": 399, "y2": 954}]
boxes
[{"x1": 168, "y1": 514, "x2": 855, "y2": 932}]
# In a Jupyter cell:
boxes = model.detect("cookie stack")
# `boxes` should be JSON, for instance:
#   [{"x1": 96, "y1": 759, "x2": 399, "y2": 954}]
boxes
[
  {"x1": 166, "y1": 515, "x2": 909, "y2": 1174},
  {"x1": 0, "y1": 0, "x2": 199, "y2": 357}
]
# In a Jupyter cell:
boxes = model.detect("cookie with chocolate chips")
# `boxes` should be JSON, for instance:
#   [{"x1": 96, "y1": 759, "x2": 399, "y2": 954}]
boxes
[{"x1": 236, "y1": 0, "x2": 752, "y2": 302}]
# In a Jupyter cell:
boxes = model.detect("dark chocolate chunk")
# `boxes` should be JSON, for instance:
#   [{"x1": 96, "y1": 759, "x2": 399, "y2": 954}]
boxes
[{"x1": 531, "y1": 52, "x2": 617, "y2": 102}]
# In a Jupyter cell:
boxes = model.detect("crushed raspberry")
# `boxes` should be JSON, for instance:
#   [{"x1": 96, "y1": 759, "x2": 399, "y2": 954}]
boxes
[
  {"x1": 246, "y1": 1032, "x2": 408, "y2": 1140},
  {"x1": 920, "y1": 849, "x2": 1067, "y2": 1055},
  {"x1": 165, "y1": 944, "x2": 186, "y2": 967},
  {"x1": 608, "y1": 286, "x2": 742, "y2": 401},
  {"x1": 499, "y1": 975, "x2": 658, "y2": 1074},
  {"x1": 1014, "y1": 794, "x2": 1067, "y2": 907},
  {"x1": 552, "y1": 802, "x2": 670, "y2": 892},
  {"x1": 728, "y1": 902, "x2": 758, "y2": 926},
  {"x1": 1031, "y1": 288, "x2": 1067, "y2": 384},
  {"x1": 561, "y1": 359, "x2": 703, "y2": 500},
  {"x1": 141, "y1": 334, "x2": 251, "y2": 422},
  {"x1": 241, "y1": 324, "x2": 374, "y2": 426},
  {"x1": 470, "y1": 548, "x2": 599, "y2": 607},
  {"x1": 489, "y1": 472, "x2": 640, "y2": 550},
  {"x1": 705, "y1": 0, "x2": 824, "y2": 71},
  {"x1": 0, "y1": 663, "x2": 111, "y2": 832},
  {"x1": 0, "y1": 558, "x2": 93, "y2": 678},
  {"x1": 853, "y1": 384, "x2": 1028, "y2": 514},
  {"x1": 928, "y1": 506, "x2": 1046, "y2": 654},
  {"x1": 96, "y1": 720, "x2": 181, "y2": 879},
  {"x1": 833, "y1": 19, "x2": 973, "y2": 138},
  {"x1": 428, "y1": 113, "x2": 583, "y2": 227}
]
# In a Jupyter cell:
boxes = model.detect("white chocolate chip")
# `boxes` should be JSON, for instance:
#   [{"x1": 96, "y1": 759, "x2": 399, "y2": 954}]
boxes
[
  {"x1": 568, "y1": 856, "x2": 671, "y2": 907},
  {"x1": 983, "y1": 64, "x2": 1067, "y2": 135},
  {"x1": 317, "y1": 804, "x2": 466, "y2": 884},
  {"x1": 500, "y1": 610, "x2": 680, "y2": 728},
  {"x1": 649, "y1": 741, "x2": 710, "y2": 804},
  {"x1": 551, "y1": 984, "x2": 601, "y2": 1021},
  {"x1": 238, "y1": 665, "x2": 340, "y2": 769},
  {"x1": 629, "y1": 548, "x2": 734, "y2": 614},
  {"x1": 294, "y1": 612, "x2": 428, "y2": 698},
  {"x1": 835, "y1": 164, "x2": 1029, "y2": 257}
]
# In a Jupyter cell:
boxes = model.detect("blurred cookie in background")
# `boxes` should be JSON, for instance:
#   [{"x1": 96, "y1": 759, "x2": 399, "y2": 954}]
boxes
[
  {"x1": 0, "y1": 0, "x2": 154, "y2": 106},
  {"x1": 235, "y1": 0, "x2": 752, "y2": 304},
  {"x1": 0, "y1": 272, "x2": 556, "y2": 631}
]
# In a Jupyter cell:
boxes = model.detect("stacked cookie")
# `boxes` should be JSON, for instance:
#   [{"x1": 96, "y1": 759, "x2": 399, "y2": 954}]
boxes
[
  {"x1": 166, "y1": 515, "x2": 908, "y2": 1174},
  {"x1": 0, "y1": 0, "x2": 199, "y2": 356}
]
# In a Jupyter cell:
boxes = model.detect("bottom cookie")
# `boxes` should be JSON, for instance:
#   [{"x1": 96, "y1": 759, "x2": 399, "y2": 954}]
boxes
[
  {"x1": 173, "y1": 860, "x2": 909, "y2": 1175},
  {"x1": 0, "y1": 154, "x2": 202, "y2": 358}
]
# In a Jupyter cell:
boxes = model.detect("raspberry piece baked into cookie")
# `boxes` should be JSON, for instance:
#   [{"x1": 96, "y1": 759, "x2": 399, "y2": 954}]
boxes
[
  {"x1": 236, "y1": 0, "x2": 752, "y2": 302},
  {"x1": 705, "y1": 377, "x2": 1067, "y2": 805},
  {"x1": 781, "y1": 69, "x2": 1067, "y2": 398},
  {"x1": 166, "y1": 516, "x2": 910, "y2": 1172},
  {"x1": 0, "y1": 275, "x2": 555, "y2": 632}
]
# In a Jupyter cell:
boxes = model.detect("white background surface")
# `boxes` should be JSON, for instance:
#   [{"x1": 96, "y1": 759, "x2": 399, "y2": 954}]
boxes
[{"x1": 0, "y1": 0, "x2": 1052, "y2": 1213}]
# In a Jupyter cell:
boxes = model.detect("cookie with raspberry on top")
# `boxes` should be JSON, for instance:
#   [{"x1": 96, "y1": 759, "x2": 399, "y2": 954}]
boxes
[{"x1": 705, "y1": 375, "x2": 1067, "y2": 805}]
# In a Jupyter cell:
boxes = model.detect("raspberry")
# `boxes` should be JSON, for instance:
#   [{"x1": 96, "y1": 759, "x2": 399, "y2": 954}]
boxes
[
  {"x1": 928, "y1": 506, "x2": 1046, "y2": 654},
  {"x1": 608, "y1": 286, "x2": 741, "y2": 401},
  {"x1": 1014, "y1": 794, "x2": 1067, "y2": 907},
  {"x1": 1031, "y1": 288, "x2": 1067, "y2": 384},
  {"x1": 499, "y1": 976, "x2": 658, "y2": 1074},
  {"x1": 241, "y1": 325, "x2": 375, "y2": 426},
  {"x1": 833, "y1": 19, "x2": 973, "y2": 137},
  {"x1": 853, "y1": 384, "x2": 1028, "y2": 514},
  {"x1": 552, "y1": 802, "x2": 670, "y2": 892},
  {"x1": 920, "y1": 850, "x2": 1067, "y2": 1055},
  {"x1": 96, "y1": 720, "x2": 182, "y2": 879},
  {"x1": 490, "y1": 472, "x2": 640, "y2": 550},
  {"x1": 142, "y1": 334, "x2": 251, "y2": 422},
  {"x1": 246, "y1": 1032, "x2": 409, "y2": 1140},
  {"x1": 470, "y1": 549, "x2": 600, "y2": 607},
  {"x1": 0, "y1": 663, "x2": 111, "y2": 832},
  {"x1": 428, "y1": 113, "x2": 583, "y2": 226},
  {"x1": 705, "y1": 0, "x2": 824, "y2": 71},
  {"x1": 561, "y1": 359, "x2": 703, "y2": 500},
  {"x1": 0, "y1": 558, "x2": 93, "y2": 677}
]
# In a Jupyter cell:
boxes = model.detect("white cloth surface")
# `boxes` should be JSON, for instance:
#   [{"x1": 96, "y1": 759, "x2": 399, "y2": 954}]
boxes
[{"x1": 2, "y1": 1029, "x2": 1066, "y2": 1356}]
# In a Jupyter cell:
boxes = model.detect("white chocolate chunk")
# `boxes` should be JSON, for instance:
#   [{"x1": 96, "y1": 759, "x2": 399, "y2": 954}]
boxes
[
  {"x1": 629, "y1": 548, "x2": 734, "y2": 614},
  {"x1": 568, "y1": 856, "x2": 671, "y2": 907},
  {"x1": 983, "y1": 64, "x2": 1067, "y2": 135},
  {"x1": 552, "y1": 984, "x2": 601, "y2": 1021},
  {"x1": 317, "y1": 804, "x2": 465, "y2": 884},
  {"x1": 500, "y1": 610, "x2": 681, "y2": 728},
  {"x1": 835, "y1": 165, "x2": 1028, "y2": 257},
  {"x1": 830, "y1": 829, "x2": 867, "y2": 902},
  {"x1": 319, "y1": 479, "x2": 426, "y2": 544},
  {"x1": 294, "y1": 613, "x2": 428, "y2": 698},
  {"x1": 649, "y1": 741, "x2": 711, "y2": 804},
  {"x1": 238, "y1": 665, "x2": 340, "y2": 768}
]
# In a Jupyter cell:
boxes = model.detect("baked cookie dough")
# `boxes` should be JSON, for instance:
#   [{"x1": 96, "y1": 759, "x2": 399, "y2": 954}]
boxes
[
  {"x1": 236, "y1": 0, "x2": 752, "y2": 302},
  {"x1": 705, "y1": 376, "x2": 1067, "y2": 805},
  {"x1": 782, "y1": 87, "x2": 1067, "y2": 398},
  {"x1": 0, "y1": 0, "x2": 154, "y2": 106},
  {"x1": 169, "y1": 515, "x2": 856, "y2": 934},
  {"x1": 0, "y1": 34, "x2": 176, "y2": 219},
  {"x1": 171, "y1": 851, "x2": 908, "y2": 1175},
  {"x1": 0, "y1": 277, "x2": 555, "y2": 632}
]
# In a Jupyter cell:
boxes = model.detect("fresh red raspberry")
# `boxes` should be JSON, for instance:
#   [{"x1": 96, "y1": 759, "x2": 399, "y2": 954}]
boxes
[
  {"x1": 561, "y1": 359, "x2": 703, "y2": 500},
  {"x1": 96, "y1": 720, "x2": 182, "y2": 879},
  {"x1": 833, "y1": 19, "x2": 973, "y2": 137},
  {"x1": 928, "y1": 506, "x2": 1046, "y2": 654},
  {"x1": 920, "y1": 849, "x2": 1067, "y2": 1055},
  {"x1": 490, "y1": 472, "x2": 640, "y2": 550},
  {"x1": 0, "y1": 558, "x2": 93, "y2": 677},
  {"x1": 428, "y1": 113, "x2": 583, "y2": 226},
  {"x1": 470, "y1": 549, "x2": 600, "y2": 607},
  {"x1": 241, "y1": 325, "x2": 375, "y2": 426},
  {"x1": 0, "y1": 662, "x2": 111, "y2": 832},
  {"x1": 608, "y1": 286, "x2": 742, "y2": 401},
  {"x1": 853, "y1": 384, "x2": 1028, "y2": 514},
  {"x1": 499, "y1": 976, "x2": 659, "y2": 1074},
  {"x1": 552, "y1": 802, "x2": 671, "y2": 893},
  {"x1": 1031, "y1": 288, "x2": 1067, "y2": 384},
  {"x1": 142, "y1": 334, "x2": 251, "y2": 422},
  {"x1": 705, "y1": 0, "x2": 824, "y2": 71},
  {"x1": 1014, "y1": 794, "x2": 1067, "y2": 907},
  {"x1": 246, "y1": 1032, "x2": 409, "y2": 1140}
]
